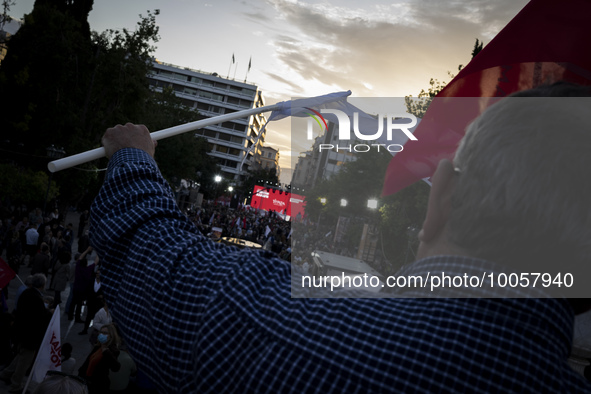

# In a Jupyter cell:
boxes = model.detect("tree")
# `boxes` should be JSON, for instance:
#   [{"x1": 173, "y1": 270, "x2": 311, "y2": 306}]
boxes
[
  {"x1": 142, "y1": 86, "x2": 221, "y2": 195},
  {"x1": 405, "y1": 38, "x2": 484, "y2": 118},
  {"x1": 301, "y1": 145, "x2": 429, "y2": 273},
  {"x1": 0, "y1": 1, "x2": 160, "y2": 210},
  {"x1": 0, "y1": 163, "x2": 58, "y2": 208}
]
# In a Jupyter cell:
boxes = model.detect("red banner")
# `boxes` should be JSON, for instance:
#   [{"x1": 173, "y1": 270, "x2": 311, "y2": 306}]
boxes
[
  {"x1": 0, "y1": 257, "x2": 16, "y2": 289},
  {"x1": 250, "y1": 186, "x2": 306, "y2": 220}
]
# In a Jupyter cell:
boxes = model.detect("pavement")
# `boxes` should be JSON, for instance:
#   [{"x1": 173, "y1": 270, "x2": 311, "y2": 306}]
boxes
[{"x1": 1, "y1": 211, "x2": 95, "y2": 393}]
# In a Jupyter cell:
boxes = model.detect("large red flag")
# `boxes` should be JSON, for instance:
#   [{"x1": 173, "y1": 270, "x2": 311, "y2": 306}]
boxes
[
  {"x1": 382, "y1": 0, "x2": 591, "y2": 196},
  {"x1": 0, "y1": 257, "x2": 16, "y2": 289}
]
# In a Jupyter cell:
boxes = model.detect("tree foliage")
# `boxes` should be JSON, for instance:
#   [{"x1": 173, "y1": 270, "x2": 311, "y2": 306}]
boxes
[
  {"x1": 0, "y1": 163, "x2": 58, "y2": 208},
  {"x1": 0, "y1": 1, "x2": 161, "y2": 210},
  {"x1": 303, "y1": 148, "x2": 429, "y2": 273},
  {"x1": 405, "y1": 38, "x2": 484, "y2": 118},
  {"x1": 142, "y1": 86, "x2": 218, "y2": 188}
]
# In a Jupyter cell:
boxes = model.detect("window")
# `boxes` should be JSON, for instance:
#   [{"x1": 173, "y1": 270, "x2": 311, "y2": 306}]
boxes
[
  {"x1": 216, "y1": 146, "x2": 229, "y2": 154},
  {"x1": 218, "y1": 133, "x2": 232, "y2": 142},
  {"x1": 173, "y1": 73, "x2": 188, "y2": 81},
  {"x1": 204, "y1": 130, "x2": 217, "y2": 138},
  {"x1": 229, "y1": 148, "x2": 241, "y2": 157}
]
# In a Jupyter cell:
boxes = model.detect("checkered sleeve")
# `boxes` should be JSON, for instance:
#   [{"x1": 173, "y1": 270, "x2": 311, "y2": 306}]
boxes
[{"x1": 90, "y1": 148, "x2": 256, "y2": 392}]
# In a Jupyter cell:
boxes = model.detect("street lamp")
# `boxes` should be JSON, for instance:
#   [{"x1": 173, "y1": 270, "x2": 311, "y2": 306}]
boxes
[
  {"x1": 367, "y1": 199, "x2": 378, "y2": 209},
  {"x1": 340, "y1": 199, "x2": 348, "y2": 207},
  {"x1": 213, "y1": 175, "x2": 222, "y2": 203},
  {"x1": 228, "y1": 186, "x2": 234, "y2": 192},
  {"x1": 44, "y1": 145, "x2": 65, "y2": 216}
]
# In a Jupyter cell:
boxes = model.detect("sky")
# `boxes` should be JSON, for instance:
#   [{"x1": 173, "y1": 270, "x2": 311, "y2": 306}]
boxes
[{"x1": 10, "y1": 0, "x2": 530, "y2": 184}]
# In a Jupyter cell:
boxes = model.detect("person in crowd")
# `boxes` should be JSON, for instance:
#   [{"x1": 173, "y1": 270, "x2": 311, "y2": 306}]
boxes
[
  {"x1": 12, "y1": 275, "x2": 33, "y2": 313},
  {"x1": 78, "y1": 230, "x2": 90, "y2": 254},
  {"x1": 64, "y1": 223, "x2": 75, "y2": 249},
  {"x1": 78, "y1": 210, "x2": 90, "y2": 239},
  {"x1": 109, "y1": 337, "x2": 137, "y2": 394},
  {"x1": 86, "y1": 296, "x2": 111, "y2": 344},
  {"x1": 24, "y1": 223, "x2": 40, "y2": 262},
  {"x1": 80, "y1": 268, "x2": 104, "y2": 335},
  {"x1": 30, "y1": 243, "x2": 51, "y2": 275},
  {"x1": 32, "y1": 370, "x2": 88, "y2": 394},
  {"x1": 68, "y1": 247, "x2": 95, "y2": 322},
  {"x1": 14, "y1": 216, "x2": 28, "y2": 234},
  {"x1": 79, "y1": 323, "x2": 121, "y2": 393},
  {"x1": 28, "y1": 208, "x2": 43, "y2": 227},
  {"x1": 89, "y1": 84, "x2": 591, "y2": 392},
  {"x1": 0, "y1": 274, "x2": 52, "y2": 393},
  {"x1": 61, "y1": 342, "x2": 77, "y2": 375},
  {"x1": 50, "y1": 250, "x2": 71, "y2": 308},
  {"x1": 6, "y1": 230, "x2": 22, "y2": 274},
  {"x1": 65, "y1": 253, "x2": 80, "y2": 314}
]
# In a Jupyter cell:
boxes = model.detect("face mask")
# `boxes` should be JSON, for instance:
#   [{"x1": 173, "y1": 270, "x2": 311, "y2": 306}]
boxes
[{"x1": 97, "y1": 334, "x2": 108, "y2": 344}]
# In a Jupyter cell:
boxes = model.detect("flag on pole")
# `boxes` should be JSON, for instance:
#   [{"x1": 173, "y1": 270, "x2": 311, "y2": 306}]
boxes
[
  {"x1": 30, "y1": 305, "x2": 62, "y2": 382},
  {"x1": 0, "y1": 257, "x2": 16, "y2": 289},
  {"x1": 382, "y1": 0, "x2": 591, "y2": 196},
  {"x1": 248, "y1": 56, "x2": 252, "y2": 72},
  {"x1": 240, "y1": 90, "x2": 418, "y2": 171},
  {"x1": 232, "y1": 53, "x2": 235, "y2": 64},
  {"x1": 265, "y1": 225, "x2": 271, "y2": 237}
]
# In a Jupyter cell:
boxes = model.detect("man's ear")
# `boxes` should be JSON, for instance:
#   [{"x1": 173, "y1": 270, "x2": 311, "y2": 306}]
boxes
[{"x1": 419, "y1": 159, "x2": 457, "y2": 243}]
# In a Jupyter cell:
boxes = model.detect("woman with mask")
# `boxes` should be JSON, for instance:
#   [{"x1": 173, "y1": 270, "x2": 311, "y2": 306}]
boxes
[{"x1": 78, "y1": 323, "x2": 121, "y2": 393}]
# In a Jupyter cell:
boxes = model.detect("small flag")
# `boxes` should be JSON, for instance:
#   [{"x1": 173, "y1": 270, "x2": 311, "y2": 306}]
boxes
[
  {"x1": 232, "y1": 53, "x2": 235, "y2": 64},
  {"x1": 265, "y1": 225, "x2": 271, "y2": 237},
  {"x1": 30, "y1": 305, "x2": 62, "y2": 382},
  {"x1": 248, "y1": 56, "x2": 252, "y2": 72},
  {"x1": 0, "y1": 257, "x2": 15, "y2": 289}
]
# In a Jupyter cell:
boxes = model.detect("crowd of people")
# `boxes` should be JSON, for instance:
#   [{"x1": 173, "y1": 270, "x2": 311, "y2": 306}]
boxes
[
  {"x1": 0, "y1": 199, "x2": 305, "y2": 392},
  {"x1": 0, "y1": 208, "x2": 141, "y2": 393}
]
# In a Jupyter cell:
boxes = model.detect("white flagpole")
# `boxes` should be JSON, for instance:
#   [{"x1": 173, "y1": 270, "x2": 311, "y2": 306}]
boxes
[{"x1": 48, "y1": 104, "x2": 280, "y2": 173}]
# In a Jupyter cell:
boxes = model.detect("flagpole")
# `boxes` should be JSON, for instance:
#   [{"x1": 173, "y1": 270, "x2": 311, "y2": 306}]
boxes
[
  {"x1": 233, "y1": 61, "x2": 238, "y2": 80},
  {"x1": 227, "y1": 53, "x2": 235, "y2": 78},
  {"x1": 244, "y1": 56, "x2": 252, "y2": 83},
  {"x1": 15, "y1": 274, "x2": 25, "y2": 286},
  {"x1": 48, "y1": 103, "x2": 281, "y2": 173}
]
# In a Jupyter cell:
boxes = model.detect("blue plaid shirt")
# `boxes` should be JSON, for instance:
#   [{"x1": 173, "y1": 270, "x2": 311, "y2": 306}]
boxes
[{"x1": 91, "y1": 148, "x2": 591, "y2": 393}]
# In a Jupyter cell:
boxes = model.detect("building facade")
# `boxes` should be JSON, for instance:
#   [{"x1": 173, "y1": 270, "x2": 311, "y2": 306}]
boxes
[
  {"x1": 258, "y1": 146, "x2": 280, "y2": 177},
  {"x1": 291, "y1": 122, "x2": 356, "y2": 190},
  {"x1": 147, "y1": 60, "x2": 268, "y2": 183}
]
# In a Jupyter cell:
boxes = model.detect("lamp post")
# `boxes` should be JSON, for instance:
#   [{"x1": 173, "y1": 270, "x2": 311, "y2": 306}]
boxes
[
  {"x1": 317, "y1": 197, "x2": 326, "y2": 230},
  {"x1": 214, "y1": 175, "x2": 222, "y2": 203},
  {"x1": 43, "y1": 145, "x2": 65, "y2": 216}
]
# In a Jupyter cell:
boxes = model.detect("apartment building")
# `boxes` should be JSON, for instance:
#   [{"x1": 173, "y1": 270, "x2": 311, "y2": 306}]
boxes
[{"x1": 147, "y1": 59, "x2": 268, "y2": 183}]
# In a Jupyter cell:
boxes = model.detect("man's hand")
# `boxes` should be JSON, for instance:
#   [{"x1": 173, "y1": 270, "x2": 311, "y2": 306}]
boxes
[{"x1": 102, "y1": 123, "x2": 157, "y2": 159}]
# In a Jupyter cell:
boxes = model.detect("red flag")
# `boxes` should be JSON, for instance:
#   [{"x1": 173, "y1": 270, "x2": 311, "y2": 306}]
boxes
[
  {"x1": 382, "y1": 0, "x2": 591, "y2": 196},
  {"x1": 0, "y1": 257, "x2": 16, "y2": 289}
]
